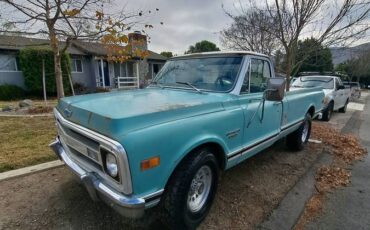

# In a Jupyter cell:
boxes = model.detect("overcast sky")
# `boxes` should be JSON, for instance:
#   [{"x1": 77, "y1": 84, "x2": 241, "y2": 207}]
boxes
[{"x1": 122, "y1": 0, "x2": 238, "y2": 55}]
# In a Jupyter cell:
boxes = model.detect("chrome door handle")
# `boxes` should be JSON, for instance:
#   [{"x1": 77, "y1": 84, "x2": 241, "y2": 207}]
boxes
[{"x1": 273, "y1": 102, "x2": 281, "y2": 105}]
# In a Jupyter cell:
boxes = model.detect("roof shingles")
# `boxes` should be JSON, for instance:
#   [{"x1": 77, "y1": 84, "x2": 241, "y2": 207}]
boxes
[{"x1": 0, "y1": 35, "x2": 167, "y2": 60}]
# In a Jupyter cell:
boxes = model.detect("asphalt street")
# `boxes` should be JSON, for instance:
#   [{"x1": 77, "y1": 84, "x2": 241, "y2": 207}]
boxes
[
  {"x1": 260, "y1": 92, "x2": 369, "y2": 230},
  {"x1": 305, "y1": 93, "x2": 370, "y2": 230}
]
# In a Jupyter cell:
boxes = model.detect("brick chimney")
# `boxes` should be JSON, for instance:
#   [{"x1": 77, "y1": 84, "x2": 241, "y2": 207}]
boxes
[{"x1": 128, "y1": 31, "x2": 148, "y2": 55}]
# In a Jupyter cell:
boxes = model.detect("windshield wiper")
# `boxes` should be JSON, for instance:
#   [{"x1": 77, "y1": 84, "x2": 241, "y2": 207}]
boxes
[
  {"x1": 149, "y1": 81, "x2": 164, "y2": 89},
  {"x1": 176, "y1": 81, "x2": 203, "y2": 93}
]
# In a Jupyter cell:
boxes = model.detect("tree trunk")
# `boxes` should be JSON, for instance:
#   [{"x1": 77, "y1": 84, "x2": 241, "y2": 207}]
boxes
[
  {"x1": 48, "y1": 28, "x2": 65, "y2": 99},
  {"x1": 54, "y1": 51, "x2": 64, "y2": 98},
  {"x1": 285, "y1": 51, "x2": 292, "y2": 92}
]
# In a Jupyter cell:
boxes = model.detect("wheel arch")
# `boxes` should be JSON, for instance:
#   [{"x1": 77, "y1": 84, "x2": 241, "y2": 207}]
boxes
[
  {"x1": 163, "y1": 139, "x2": 227, "y2": 191},
  {"x1": 307, "y1": 105, "x2": 315, "y2": 117}
]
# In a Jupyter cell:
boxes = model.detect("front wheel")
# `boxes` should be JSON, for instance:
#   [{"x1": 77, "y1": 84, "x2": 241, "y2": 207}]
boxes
[
  {"x1": 339, "y1": 99, "x2": 349, "y2": 113},
  {"x1": 162, "y1": 148, "x2": 219, "y2": 229},
  {"x1": 322, "y1": 102, "x2": 333, "y2": 121},
  {"x1": 286, "y1": 113, "x2": 312, "y2": 151}
]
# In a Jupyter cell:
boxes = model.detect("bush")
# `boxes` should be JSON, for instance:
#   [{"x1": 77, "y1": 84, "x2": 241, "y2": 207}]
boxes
[
  {"x1": 18, "y1": 48, "x2": 72, "y2": 97},
  {"x1": 0, "y1": 85, "x2": 25, "y2": 100}
]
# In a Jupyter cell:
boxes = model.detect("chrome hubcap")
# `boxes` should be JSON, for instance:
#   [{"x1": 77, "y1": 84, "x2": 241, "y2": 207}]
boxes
[
  {"x1": 187, "y1": 165, "x2": 212, "y2": 213},
  {"x1": 302, "y1": 120, "x2": 309, "y2": 142}
]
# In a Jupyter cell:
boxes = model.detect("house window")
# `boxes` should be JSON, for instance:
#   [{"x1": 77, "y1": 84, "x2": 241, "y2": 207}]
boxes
[
  {"x1": 0, "y1": 55, "x2": 18, "y2": 72},
  {"x1": 113, "y1": 62, "x2": 134, "y2": 77},
  {"x1": 71, "y1": 59, "x2": 83, "y2": 73}
]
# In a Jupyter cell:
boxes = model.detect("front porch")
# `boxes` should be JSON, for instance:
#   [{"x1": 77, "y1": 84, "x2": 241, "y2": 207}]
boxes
[{"x1": 95, "y1": 58, "x2": 140, "y2": 90}]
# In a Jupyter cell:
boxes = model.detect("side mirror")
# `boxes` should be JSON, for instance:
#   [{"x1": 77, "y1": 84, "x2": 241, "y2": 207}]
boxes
[{"x1": 264, "y1": 78, "x2": 286, "y2": 101}]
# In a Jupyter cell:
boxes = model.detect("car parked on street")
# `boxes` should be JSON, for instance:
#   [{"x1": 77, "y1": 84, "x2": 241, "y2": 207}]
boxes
[
  {"x1": 50, "y1": 51, "x2": 324, "y2": 229},
  {"x1": 344, "y1": 81, "x2": 361, "y2": 99},
  {"x1": 291, "y1": 75, "x2": 351, "y2": 121}
]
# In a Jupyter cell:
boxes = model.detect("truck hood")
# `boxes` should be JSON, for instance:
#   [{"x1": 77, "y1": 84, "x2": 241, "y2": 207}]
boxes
[{"x1": 56, "y1": 88, "x2": 227, "y2": 139}]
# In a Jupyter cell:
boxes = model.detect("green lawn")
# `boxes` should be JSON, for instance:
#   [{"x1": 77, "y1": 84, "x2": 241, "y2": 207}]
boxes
[{"x1": 0, "y1": 116, "x2": 57, "y2": 172}]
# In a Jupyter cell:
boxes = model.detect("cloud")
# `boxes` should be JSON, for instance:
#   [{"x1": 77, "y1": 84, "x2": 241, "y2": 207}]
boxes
[{"x1": 122, "y1": 0, "x2": 236, "y2": 54}]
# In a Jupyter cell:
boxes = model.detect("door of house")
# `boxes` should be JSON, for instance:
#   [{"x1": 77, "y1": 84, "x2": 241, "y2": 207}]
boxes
[{"x1": 98, "y1": 59, "x2": 110, "y2": 87}]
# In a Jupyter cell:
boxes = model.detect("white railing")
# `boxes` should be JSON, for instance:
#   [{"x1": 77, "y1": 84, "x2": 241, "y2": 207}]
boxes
[{"x1": 116, "y1": 76, "x2": 139, "y2": 89}]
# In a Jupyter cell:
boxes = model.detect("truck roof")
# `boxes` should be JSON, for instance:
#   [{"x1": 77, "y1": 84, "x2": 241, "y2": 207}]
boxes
[
  {"x1": 171, "y1": 51, "x2": 270, "y2": 59},
  {"x1": 298, "y1": 75, "x2": 339, "y2": 79}
]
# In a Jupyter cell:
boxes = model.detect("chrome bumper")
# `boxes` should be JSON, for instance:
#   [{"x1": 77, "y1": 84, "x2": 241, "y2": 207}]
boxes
[{"x1": 49, "y1": 138, "x2": 146, "y2": 219}]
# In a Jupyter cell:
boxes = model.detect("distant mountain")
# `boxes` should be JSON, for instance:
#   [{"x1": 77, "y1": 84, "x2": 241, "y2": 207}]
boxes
[{"x1": 330, "y1": 42, "x2": 370, "y2": 66}]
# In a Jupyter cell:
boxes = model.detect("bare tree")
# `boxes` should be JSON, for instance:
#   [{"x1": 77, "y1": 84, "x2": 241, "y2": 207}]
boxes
[
  {"x1": 0, "y1": 0, "x2": 157, "y2": 98},
  {"x1": 224, "y1": 0, "x2": 370, "y2": 90},
  {"x1": 221, "y1": 8, "x2": 280, "y2": 55}
]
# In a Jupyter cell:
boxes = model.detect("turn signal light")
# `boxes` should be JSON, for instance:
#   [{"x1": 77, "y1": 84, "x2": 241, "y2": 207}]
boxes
[{"x1": 140, "y1": 156, "x2": 160, "y2": 171}]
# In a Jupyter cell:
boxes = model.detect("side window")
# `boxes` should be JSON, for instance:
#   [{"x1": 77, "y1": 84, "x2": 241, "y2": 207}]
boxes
[
  {"x1": 250, "y1": 59, "x2": 271, "y2": 93},
  {"x1": 335, "y1": 78, "x2": 339, "y2": 90}
]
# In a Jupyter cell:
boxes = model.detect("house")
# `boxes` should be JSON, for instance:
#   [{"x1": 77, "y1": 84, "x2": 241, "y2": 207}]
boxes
[{"x1": 0, "y1": 32, "x2": 167, "y2": 90}]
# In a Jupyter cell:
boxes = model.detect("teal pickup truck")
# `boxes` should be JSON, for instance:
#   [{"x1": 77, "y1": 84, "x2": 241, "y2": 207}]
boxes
[{"x1": 50, "y1": 51, "x2": 324, "y2": 229}]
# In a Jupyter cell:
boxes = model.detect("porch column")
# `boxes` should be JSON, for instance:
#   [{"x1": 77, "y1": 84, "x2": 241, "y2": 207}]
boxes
[
  {"x1": 100, "y1": 59, "x2": 105, "y2": 88},
  {"x1": 136, "y1": 62, "x2": 140, "y2": 88}
]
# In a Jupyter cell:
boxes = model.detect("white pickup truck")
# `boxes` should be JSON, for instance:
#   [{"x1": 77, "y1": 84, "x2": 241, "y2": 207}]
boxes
[{"x1": 291, "y1": 75, "x2": 351, "y2": 121}]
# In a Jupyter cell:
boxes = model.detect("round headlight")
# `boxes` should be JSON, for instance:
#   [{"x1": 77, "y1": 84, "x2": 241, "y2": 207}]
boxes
[{"x1": 106, "y1": 153, "x2": 118, "y2": 177}]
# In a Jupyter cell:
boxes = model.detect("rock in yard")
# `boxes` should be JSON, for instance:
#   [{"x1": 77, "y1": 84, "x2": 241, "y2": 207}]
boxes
[
  {"x1": 19, "y1": 99, "x2": 33, "y2": 108},
  {"x1": 1, "y1": 105, "x2": 13, "y2": 112}
]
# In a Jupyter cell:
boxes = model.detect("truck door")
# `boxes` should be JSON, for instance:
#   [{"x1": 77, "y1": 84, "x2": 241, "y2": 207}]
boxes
[{"x1": 237, "y1": 58, "x2": 282, "y2": 160}]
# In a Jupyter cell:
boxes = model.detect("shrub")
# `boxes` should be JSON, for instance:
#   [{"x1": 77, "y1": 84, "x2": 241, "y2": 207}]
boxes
[
  {"x1": 18, "y1": 48, "x2": 71, "y2": 97},
  {"x1": 28, "y1": 106, "x2": 53, "y2": 114},
  {"x1": 0, "y1": 85, "x2": 25, "y2": 100}
]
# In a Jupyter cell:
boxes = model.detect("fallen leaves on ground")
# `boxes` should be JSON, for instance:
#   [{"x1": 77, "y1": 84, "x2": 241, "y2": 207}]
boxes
[
  {"x1": 294, "y1": 195, "x2": 323, "y2": 230},
  {"x1": 311, "y1": 122, "x2": 367, "y2": 163},
  {"x1": 294, "y1": 122, "x2": 367, "y2": 230},
  {"x1": 315, "y1": 166, "x2": 351, "y2": 193},
  {"x1": 28, "y1": 106, "x2": 53, "y2": 114}
]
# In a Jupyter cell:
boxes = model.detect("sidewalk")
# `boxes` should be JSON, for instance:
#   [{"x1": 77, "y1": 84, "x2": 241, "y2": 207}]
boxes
[{"x1": 305, "y1": 94, "x2": 370, "y2": 229}]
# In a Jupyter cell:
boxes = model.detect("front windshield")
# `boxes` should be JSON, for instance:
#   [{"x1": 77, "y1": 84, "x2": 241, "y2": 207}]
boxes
[
  {"x1": 292, "y1": 76, "x2": 334, "y2": 89},
  {"x1": 153, "y1": 56, "x2": 243, "y2": 92}
]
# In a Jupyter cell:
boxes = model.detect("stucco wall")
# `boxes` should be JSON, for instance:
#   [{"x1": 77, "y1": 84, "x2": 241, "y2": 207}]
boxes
[{"x1": 70, "y1": 56, "x2": 96, "y2": 89}]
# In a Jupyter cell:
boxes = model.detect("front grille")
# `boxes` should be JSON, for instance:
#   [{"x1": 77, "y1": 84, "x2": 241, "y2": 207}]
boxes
[
  {"x1": 68, "y1": 146, "x2": 103, "y2": 171},
  {"x1": 56, "y1": 119, "x2": 102, "y2": 166},
  {"x1": 53, "y1": 108, "x2": 133, "y2": 194}
]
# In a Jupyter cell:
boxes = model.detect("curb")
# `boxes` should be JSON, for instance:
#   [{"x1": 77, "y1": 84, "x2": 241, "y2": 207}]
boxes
[
  {"x1": 0, "y1": 160, "x2": 64, "y2": 182},
  {"x1": 259, "y1": 151, "x2": 332, "y2": 230}
]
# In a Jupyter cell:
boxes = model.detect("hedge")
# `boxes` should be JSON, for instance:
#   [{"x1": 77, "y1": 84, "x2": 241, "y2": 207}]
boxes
[
  {"x1": 0, "y1": 84, "x2": 25, "y2": 100},
  {"x1": 18, "y1": 48, "x2": 72, "y2": 96}
]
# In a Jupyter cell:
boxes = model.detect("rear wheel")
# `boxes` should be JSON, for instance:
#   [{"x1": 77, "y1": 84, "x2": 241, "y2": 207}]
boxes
[
  {"x1": 339, "y1": 99, "x2": 349, "y2": 113},
  {"x1": 286, "y1": 113, "x2": 312, "y2": 151},
  {"x1": 162, "y1": 148, "x2": 219, "y2": 230},
  {"x1": 322, "y1": 102, "x2": 333, "y2": 121}
]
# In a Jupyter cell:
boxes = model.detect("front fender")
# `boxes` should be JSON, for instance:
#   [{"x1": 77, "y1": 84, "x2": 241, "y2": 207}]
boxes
[
  {"x1": 119, "y1": 108, "x2": 243, "y2": 197},
  {"x1": 168, "y1": 134, "x2": 229, "y2": 173}
]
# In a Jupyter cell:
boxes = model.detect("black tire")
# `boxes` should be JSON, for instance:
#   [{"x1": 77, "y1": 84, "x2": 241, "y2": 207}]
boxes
[
  {"x1": 162, "y1": 148, "x2": 219, "y2": 230},
  {"x1": 286, "y1": 113, "x2": 312, "y2": 151},
  {"x1": 322, "y1": 102, "x2": 333, "y2": 121},
  {"x1": 339, "y1": 99, "x2": 349, "y2": 113}
]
